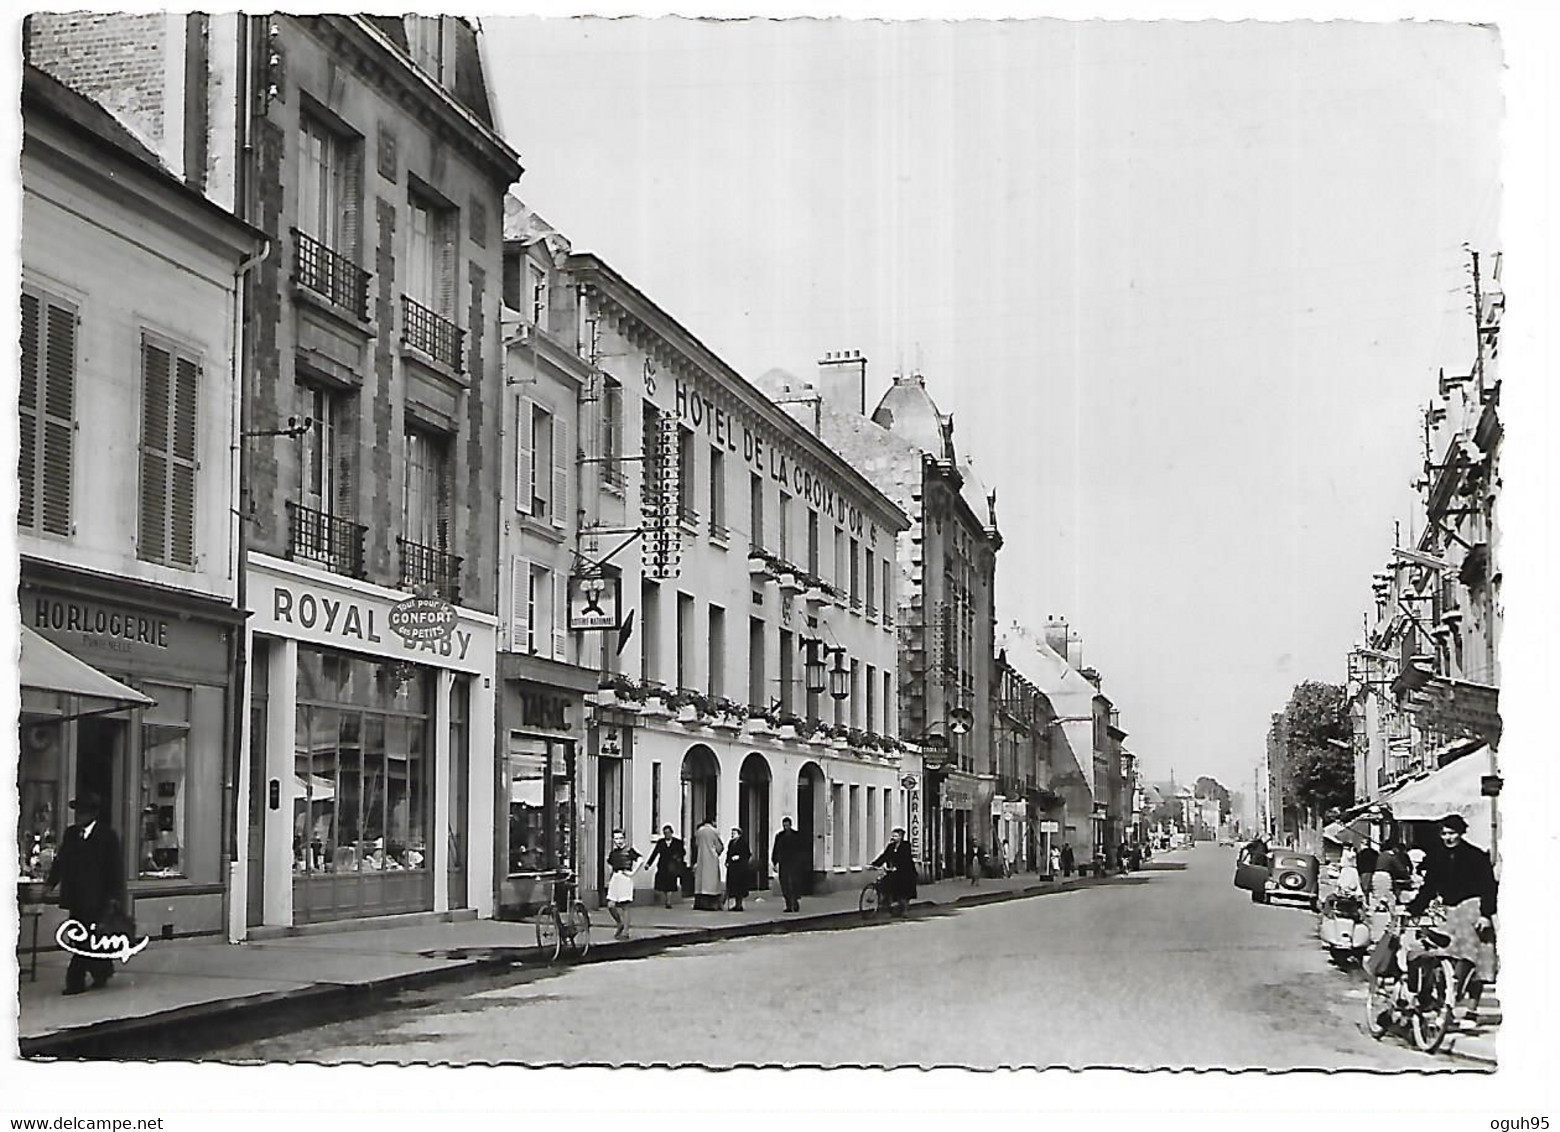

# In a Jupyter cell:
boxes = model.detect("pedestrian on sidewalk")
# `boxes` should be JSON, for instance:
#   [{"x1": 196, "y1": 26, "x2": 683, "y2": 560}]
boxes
[
  {"x1": 772, "y1": 816, "x2": 809, "y2": 912},
  {"x1": 1049, "y1": 844, "x2": 1062, "y2": 878},
  {"x1": 724, "y1": 827, "x2": 754, "y2": 911},
  {"x1": 692, "y1": 819, "x2": 725, "y2": 911},
  {"x1": 1001, "y1": 838, "x2": 1015, "y2": 878},
  {"x1": 1406, "y1": 813, "x2": 1498, "y2": 1027},
  {"x1": 44, "y1": 793, "x2": 124, "y2": 996},
  {"x1": 1356, "y1": 841, "x2": 1380, "y2": 902},
  {"x1": 604, "y1": 829, "x2": 641, "y2": 939},
  {"x1": 643, "y1": 825, "x2": 686, "y2": 909},
  {"x1": 966, "y1": 844, "x2": 982, "y2": 885},
  {"x1": 1118, "y1": 840, "x2": 1132, "y2": 874},
  {"x1": 1059, "y1": 842, "x2": 1075, "y2": 878}
]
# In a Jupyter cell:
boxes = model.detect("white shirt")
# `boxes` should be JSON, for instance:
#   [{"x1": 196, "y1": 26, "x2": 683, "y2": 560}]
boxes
[{"x1": 80, "y1": 820, "x2": 97, "y2": 841}]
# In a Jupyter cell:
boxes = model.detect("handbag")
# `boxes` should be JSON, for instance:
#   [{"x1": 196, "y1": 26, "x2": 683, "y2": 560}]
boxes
[{"x1": 1233, "y1": 862, "x2": 1269, "y2": 893}]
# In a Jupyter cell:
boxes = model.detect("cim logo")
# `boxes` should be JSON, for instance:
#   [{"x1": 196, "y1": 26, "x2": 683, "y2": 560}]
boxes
[
  {"x1": 388, "y1": 597, "x2": 458, "y2": 644},
  {"x1": 55, "y1": 918, "x2": 150, "y2": 964}
]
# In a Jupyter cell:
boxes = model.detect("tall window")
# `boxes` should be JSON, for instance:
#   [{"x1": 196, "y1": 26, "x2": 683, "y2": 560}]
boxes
[
  {"x1": 748, "y1": 617, "x2": 765, "y2": 708},
  {"x1": 779, "y1": 629, "x2": 794, "y2": 714},
  {"x1": 600, "y1": 377, "x2": 622, "y2": 488},
  {"x1": 517, "y1": 397, "x2": 567, "y2": 527},
  {"x1": 851, "y1": 660, "x2": 861, "y2": 728},
  {"x1": 707, "y1": 605, "x2": 725, "y2": 699},
  {"x1": 883, "y1": 559, "x2": 894, "y2": 625},
  {"x1": 403, "y1": 425, "x2": 450, "y2": 551},
  {"x1": 865, "y1": 549, "x2": 876, "y2": 616},
  {"x1": 866, "y1": 664, "x2": 877, "y2": 733},
  {"x1": 709, "y1": 447, "x2": 726, "y2": 537},
  {"x1": 883, "y1": 670, "x2": 893, "y2": 735},
  {"x1": 849, "y1": 538, "x2": 861, "y2": 608},
  {"x1": 807, "y1": 511, "x2": 820, "y2": 576},
  {"x1": 300, "y1": 383, "x2": 353, "y2": 518},
  {"x1": 778, "y1": 492, "x2": 792, "y2": 562},
  {"x1": 406, "y1": 191, "x2": 456, "y2": 316},
  {"x1": 834, "y1": 528, "x2": 846, "y2": 591},
  {"x1": 676, "y1": 593, "x2": 695, "y2": 691},
  {"x1": 678, "y1": 426, "x2": 696, "y2": 522},
  {"x1": 18, "y1": 287, "x2": 75, "y2": 537},
  {"x1": 641, "y1": 580, "x2": 661, "y2": 683},
  {"x1": 749, "y1": 473, "x2": 764, "y2": 551},
  {"x1": 138, "y1": 333, "x2": 200, "y2": 568}
]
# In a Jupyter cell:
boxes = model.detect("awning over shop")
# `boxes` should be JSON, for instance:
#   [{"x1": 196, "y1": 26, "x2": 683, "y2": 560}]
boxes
[
  {"x1": 20, "y1": 624, "x2": 154, "y2": 718},
  {"x1": 1381, "y1": 748, "x2": 1493, "y2": 847}
]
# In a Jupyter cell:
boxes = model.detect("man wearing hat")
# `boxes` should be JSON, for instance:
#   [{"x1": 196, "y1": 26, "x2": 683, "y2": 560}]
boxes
[
  {"x1": 1407, "y1": 813, "x2": 1498, "y2": 1025},
  {"x1": 44, "y1": 793, "x2": 126, "y2": 995}
]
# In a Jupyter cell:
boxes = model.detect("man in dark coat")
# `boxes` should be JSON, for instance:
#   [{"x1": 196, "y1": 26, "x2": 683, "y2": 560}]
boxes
[
  {"x1": 771, "y1": 816, "x2": 810, "y2": 912},
  {"x1": 1407, "y1": 813, "x2": 1499, "y2": 1020},
  {"x1": 45, "y1": 793, "x2": 125, "y2": 995}
]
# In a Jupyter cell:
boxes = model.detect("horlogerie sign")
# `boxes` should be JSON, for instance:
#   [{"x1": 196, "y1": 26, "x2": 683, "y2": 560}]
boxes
[{"x1": 388, "y1": 596, "x2": 458, "y2": 644}]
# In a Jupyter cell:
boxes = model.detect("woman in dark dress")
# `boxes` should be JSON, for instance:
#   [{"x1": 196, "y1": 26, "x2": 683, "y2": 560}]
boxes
[
  {"x1": 724, "y1": 827, "x2": 754, "y2": 911},
  {"x1": 642, "y1": 825, "x2": 686, "y2": 909}
]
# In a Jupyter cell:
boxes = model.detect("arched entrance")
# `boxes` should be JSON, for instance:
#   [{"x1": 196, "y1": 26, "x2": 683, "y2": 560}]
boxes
[
  {"x1": 680, "y1": 745, "x2": 719, "y2": 842},
  {"x1": 796, "y1": 762, "x2": 827, "y2": 895},
  {"x1": 739, "y1": 753, "x2": 772, "y2": 888}
]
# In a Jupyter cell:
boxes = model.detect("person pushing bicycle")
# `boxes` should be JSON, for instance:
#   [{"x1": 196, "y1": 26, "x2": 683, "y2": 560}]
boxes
[{"x1": 870, "y1": 827, "x2": 918, "y2": 915}]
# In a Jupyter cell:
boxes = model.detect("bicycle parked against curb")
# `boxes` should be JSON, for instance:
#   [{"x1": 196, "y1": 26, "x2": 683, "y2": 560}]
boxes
[
  {"x1": 859, "y1": 868, "x2": 911, "y2": 920},
  {"x1": 533, "y1": 870, "x2": 592, "y2": 964},
  {"x1": 1364, "y1": 905, "x2": 1470, "y2": 1054}
]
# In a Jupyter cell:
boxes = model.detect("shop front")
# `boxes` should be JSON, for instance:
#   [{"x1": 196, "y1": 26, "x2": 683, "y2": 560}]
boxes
[
  {"x1": 496, "y1": 658, "x2": 595, "y2": 917},
  {"x1": 241, "y1": 554, "x2": 496, "y2": 930},
  {"x1": 940, "y1": 771, "x2": 981, "y2": 879},
  {"x1": 18, "y1": 561, "x2": 239, "y2": 944}
]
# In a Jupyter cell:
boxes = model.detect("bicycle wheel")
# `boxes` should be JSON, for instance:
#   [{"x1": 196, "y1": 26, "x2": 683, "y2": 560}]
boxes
[
  {"x1": 568, "y1": 901, "x2": 592, "y2": 958},
  {"x1": 1410, "y1": 957, "x2": 1456, "y2": 1053},
  {"x1": 1363, "y1": 974, "x2": 1393, "y2": 1040},
  {"x1": 859, "y1": 882, "x2": 881, "y2": 920},
  {"x1": 535, "y1": 903, "x2": 562, "y2": 964}
]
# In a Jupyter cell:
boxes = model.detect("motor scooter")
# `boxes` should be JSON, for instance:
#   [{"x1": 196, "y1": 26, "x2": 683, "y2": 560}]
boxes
[{"x1": 1318, "y1": 889, "x2": 1371, "y2": 965}]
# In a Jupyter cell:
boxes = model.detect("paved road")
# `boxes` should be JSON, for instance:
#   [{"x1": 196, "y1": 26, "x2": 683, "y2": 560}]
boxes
[{"x1": 219, "y1": 847, "x2": 1452, "y2": 1069}]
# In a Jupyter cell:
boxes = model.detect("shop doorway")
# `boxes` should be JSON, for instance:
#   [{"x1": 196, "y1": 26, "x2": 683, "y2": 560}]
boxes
[
  {"x1": 739, "y1": 753, "x2": 771, "y2": 888},
  {"x1": 76, "y1": 716, "x2": 124, "y2": 830},
  {"x1": 595, "y1": 756, "x2": 625, "y2": 897},
  {"x1": 680, "y1": 745, "x2": 719, "y2": 839},
  {"x1": 796, "y1": 761, "x2": 826, "y2": 893}
]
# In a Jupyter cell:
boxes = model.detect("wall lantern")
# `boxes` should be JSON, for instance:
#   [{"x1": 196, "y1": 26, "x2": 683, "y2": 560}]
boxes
[
  {"x1": 829, "y1": 648, "x2": 850, "y2": 700},
  {"x1": 802, "y1": 638, "x2": 827, "y2": 696}
]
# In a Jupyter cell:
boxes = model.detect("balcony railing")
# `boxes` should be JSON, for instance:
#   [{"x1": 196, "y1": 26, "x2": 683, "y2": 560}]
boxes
[
  {"x1": 287, "y1": 502, "x2": 366, "y2": 579},
  {"x1": 402, "y1": 295, "x2": 464, "y2": 372},
  {"x1": 291, "y1": 229, "x2": 370, "y2": 320},
  {"x1": 398, "y1": 536, "x2": 463, "y2": 603}
]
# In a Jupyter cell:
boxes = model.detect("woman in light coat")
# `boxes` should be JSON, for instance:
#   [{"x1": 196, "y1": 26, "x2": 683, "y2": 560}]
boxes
[{"x1": 692, "y1": 819, "x2": 725, "y2": 911}]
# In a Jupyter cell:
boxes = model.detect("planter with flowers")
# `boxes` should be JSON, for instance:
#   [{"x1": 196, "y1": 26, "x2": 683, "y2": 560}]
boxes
[{"x1": 743, "y1": 705, "x2": 773, "y2": 736}]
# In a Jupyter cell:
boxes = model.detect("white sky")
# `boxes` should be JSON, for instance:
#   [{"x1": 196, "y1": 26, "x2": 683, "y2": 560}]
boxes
[{"x1": 482, "y1": 15, "x2": 1502, "y2": 794}]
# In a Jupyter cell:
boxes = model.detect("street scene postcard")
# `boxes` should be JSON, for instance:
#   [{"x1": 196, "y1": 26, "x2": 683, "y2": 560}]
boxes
[{"x1": 5, "y1": 3, "x2": 1556, "y2": 1129}]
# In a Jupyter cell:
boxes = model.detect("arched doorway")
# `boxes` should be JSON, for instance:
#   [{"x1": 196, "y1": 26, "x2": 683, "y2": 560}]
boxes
[
  {"x1": 680, "y1": 745, "x2": 719, "y2": 842},
  {"x1": 739, "y1": 753, "x2": 772, "y2": 888},
  {"x1": 796, "y1": 762, "x2": 827, "y2": 895}
]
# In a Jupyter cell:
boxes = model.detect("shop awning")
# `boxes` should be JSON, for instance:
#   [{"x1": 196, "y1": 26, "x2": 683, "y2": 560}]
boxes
[
  {"x1": 20, "y1": 624, "x2": 154, "y2": 718},
  {"x1": 1381, "y1": 748, "x2": 1493, "y2": 846}
]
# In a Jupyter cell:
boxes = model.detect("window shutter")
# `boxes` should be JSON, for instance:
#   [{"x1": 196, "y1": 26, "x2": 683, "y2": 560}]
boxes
[
  {"x1": 341, "y1": 139, "x2": 362, "y2": 266},
  {"x1": 39, "y1": 297, "x2": 76, "y2": 536},
  {"x1": 333, "y1": 394, "x2": 357, "y2": 522},
  {"x1": 435, "y1": 437, "x2": 451, "y2": 551},
  {"x1": 553, "y1": 572, "x2": 567, "y2": 660},
  {"x1": 510, "y1": 557, "x2": 530, "y2": 652},
  {"x1": 139, "y1": 339, "x2": 171, "y2": 562},
  {"x1": 551, "y1": 415, "x2": 568, "y2": 529},
  {"x1": 170, "y1": 354, "x2": 200, "y2": 567},
  {"x1": 438, "y1": 209, "x2": 456, "y2": 319},
  {"x1": 516, "y1": 395, "x2": 534, "y2": 515},
  {"x1": 18, "y1": 291, "x2": 38, "y2": 530}
]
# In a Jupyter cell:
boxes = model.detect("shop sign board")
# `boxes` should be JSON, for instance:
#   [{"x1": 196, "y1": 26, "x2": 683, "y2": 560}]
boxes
[
  {"x1": 568, "y1": 573, "x2": 622, "y2": 631},
  {"x1": 907, "y1": 778, "x2": 921, "y2": 854},
  {"x1": 388, "y1": 596, "x2": 458, "y2": 644},
  {"x1": 943, "y1": 783, "x2": 975, "y2": 810},
  {"x1": 1040, "y1": 820, "x2": 1060, "y2": 833}
]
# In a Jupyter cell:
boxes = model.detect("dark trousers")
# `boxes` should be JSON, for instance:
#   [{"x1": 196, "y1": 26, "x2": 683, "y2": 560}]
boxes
[
  {"x1": 64, "y1": 905, "x2": 113, "y2": 991},
  {"x1": 778, "y1": 868, "x2": 803, "y2": 910}
]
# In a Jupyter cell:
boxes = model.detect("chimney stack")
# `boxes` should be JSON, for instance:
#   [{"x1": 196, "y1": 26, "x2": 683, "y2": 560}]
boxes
[
  {"x1": 817, "y1": 350, "x2": 867, "y2": 417},
  {"x1": 1043, "y1": 617, "x2": 1070, "y2": 664}
]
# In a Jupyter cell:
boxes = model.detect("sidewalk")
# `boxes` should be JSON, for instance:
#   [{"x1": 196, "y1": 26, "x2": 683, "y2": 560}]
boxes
[{"x1": 17, "y1": 868, "x2": 1121, "y2": 1056}]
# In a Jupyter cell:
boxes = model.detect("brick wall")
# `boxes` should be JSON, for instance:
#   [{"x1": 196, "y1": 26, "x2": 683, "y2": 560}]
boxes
[{"x1": 27, "y1": 13, "x2": 168, "y2": 151}]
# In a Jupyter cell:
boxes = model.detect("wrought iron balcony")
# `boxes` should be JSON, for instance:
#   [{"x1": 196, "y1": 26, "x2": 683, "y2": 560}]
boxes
[
  {"x1": 291, "y1": 229, "x2": 370, "y2": 320},
  {"x1": 287, "y1": 501, "x2": 366, "y2": 579},
  {"x1": 398, "y1": 536, "x2": 463, "y2": 603},
  {"x1": 401, "y1": 295, "x2": 464, "y2": 372}
]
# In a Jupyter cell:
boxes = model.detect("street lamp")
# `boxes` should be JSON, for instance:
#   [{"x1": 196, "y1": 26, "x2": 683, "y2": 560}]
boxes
[
  {"x1": 800, "y1": 636, "x2": 828, "y2": 696},
  {"x1": 828, "y1": 648, "x2": 850, "y2": 700}
]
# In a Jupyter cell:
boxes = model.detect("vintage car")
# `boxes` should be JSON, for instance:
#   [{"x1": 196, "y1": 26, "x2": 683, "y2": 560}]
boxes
[{"x1": 1257, "y1": 851, "x2": 1320, "y2": 910}]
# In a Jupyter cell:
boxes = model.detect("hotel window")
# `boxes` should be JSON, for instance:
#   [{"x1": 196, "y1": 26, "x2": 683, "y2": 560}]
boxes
[
  {"x1": 678, "y1": 426, "x2": 696, "y2": 523},
  {"x1": 600, "y1": 377, "x2": 623, "y2": 487},
  {"x1": 709, "y1": 446, "x2": 727, "y2": 537},
  {"x1": 19, "y1": 286, "x2": 76, "y2": 537},
  {"x1": 848, "y1": 538, "x2": 861, "y2": 608},
  {"x1": 137, "y1": 332, "x2": 200, "y2": 569},
  {"x1": 748, "y1": 617, "x2": 766, "y2": 709},
  {"x1": 779, "y1": 629, "x2": 794, "y2": 713},
  {"x1": 865, "y1": 549, "x2": 876, "y2": 616},
  {"x1": 883, "y1": 670, "x2": 893, "y2": 735},
  {"x1": 749, "y1": 473, "x2": 764, "y2": 551},
  {"x1": 851, "y1": 659, "x2": 861, "y2": 728},
  {"x1": 296, "y1": 112, "x2": 365, "y2": 316},
  {"x1": 677, "y1": 593, "x2": 695, "y2": 691},
  {"x1": 866, "y1": 664, "x2": 877, "y2": 733},
  {"x1": 778, "y1": 492, "x2": 792, "y2": 562},
  {"x1": 707, "y1": 605, "x2": 726, "y2": 699},
  {"x1": 834, "y1": 529, "x2": 846, "y2": 591},
  {"x1": 641, "y1": 579, "x2": 661, "y2": 683},
  {"x1": 807, "y1": 511, "x2": 820, "y2": 576},
  {"x1": 883, "y1": 559, "x2": 894, "y2": 625}
]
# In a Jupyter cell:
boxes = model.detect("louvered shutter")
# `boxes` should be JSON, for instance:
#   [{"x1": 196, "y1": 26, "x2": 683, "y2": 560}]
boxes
[
  {"x1": 551, "y1": 415, "x2": 568, "y2": 529},
  {"x1": 333, "y1": 393, "x2": 357, "y2": 522},
  {"x1": 341, "y1": 138, "x2": 362, "y2": 264},
  {"x1": 18, "y1": 291, "x2": 38, "y2": 530},
  {"x1": 510, "y1": 557, "x2": 530, "y2": 653},
  {"x1": 438, "y1": 209, "x2": 456, "y2": 319},
  {"x1": 515, "y1": 395, "x2": 533, "y2": 515},
  {"x1": 39, "y1": 297, "x2": 76, "y2": 536},
  {"x1": 139, "y1": 340, "x2": 171, "y2": 562},
  {"x1": 171, "y1": 355, "x2": 200, "y2": 566},
  {"x1": 435, "y1": 437, "x2": 452, "y2": 552},
  {"x1": 552, "y1": 572, "x2": 567, "y2": 660}
]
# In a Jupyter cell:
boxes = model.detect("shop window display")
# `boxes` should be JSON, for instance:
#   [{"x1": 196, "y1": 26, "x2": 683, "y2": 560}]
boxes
[
  {"x1": 506, "y1": 734, "x2": 574, "y2": 875},
  {"x1": 139, "y1": 684, "x2": 191, "y2": 878},
  {"x1": 18, "y1": 698, "x2": 65, "y2": 883}
]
